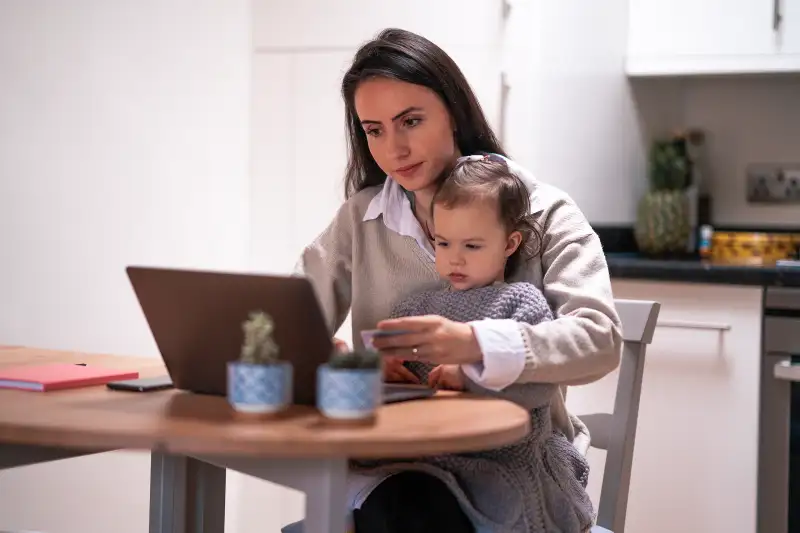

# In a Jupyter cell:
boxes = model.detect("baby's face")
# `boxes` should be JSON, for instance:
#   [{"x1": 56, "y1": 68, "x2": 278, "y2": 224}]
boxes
[{"x1": 432, "y1": 200, "x2": 519, "y2": 291}]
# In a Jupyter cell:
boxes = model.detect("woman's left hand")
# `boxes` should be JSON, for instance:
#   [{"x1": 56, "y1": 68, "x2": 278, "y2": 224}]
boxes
[{"x1": 372, "y1": 315, "x2": 483, "y2": 365}]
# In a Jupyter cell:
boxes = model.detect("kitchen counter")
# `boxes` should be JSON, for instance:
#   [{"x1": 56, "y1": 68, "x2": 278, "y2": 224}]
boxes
[{"x1": 606, "y1": 254, "x2": 800, "y2": 287}]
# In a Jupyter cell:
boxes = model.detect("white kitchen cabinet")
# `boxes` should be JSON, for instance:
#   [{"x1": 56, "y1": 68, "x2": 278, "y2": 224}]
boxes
[
  {"x1": 567, "y1": 280, "x2": 763, "y2": 533},
  {"x1": 251, "y1": 1, "x2": 507, "y2": 139},
  {"x1": 626, "y1": 0, "x2": 800, "y2": 75},
  {"x1": 783, "y1": 0, "x2": 800, "y2": 55},
  {"x1": 251, "y1": 0, "x2": 508, "y2": 145},
  {"x1": 252, "y1": 0, "x2": 505, "y2": 51}
]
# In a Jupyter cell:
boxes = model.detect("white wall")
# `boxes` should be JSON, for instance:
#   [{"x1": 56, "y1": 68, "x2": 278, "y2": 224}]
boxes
[
  {"x1": 681, "y1": 76, "x2": 800, "y2": 227},
  {"x1": 0, "y1": 1, "x2": 260, "y2": 532},
  {"x1": 630, "y1": 74, "x2": 800, "y2": 228},
  {"x1": 0, "y1": 0, "x2": 252, "y2": 356}
]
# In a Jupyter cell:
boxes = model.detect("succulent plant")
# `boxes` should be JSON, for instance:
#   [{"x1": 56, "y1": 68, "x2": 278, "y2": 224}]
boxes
[
  {"x1": 328, "y1": 349, "x2": 381, "y2": 370},
  {"x1": 239, "y1": 310, "x2": 281, "y2": 365}
]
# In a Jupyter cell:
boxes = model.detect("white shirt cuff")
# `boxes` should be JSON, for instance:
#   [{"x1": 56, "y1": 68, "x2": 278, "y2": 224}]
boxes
[{"x1": 462, "y1": 319, "x2": 527, "y2": 391}]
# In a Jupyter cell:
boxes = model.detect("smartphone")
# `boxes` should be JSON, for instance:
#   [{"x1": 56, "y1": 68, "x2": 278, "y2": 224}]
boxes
[{"x1": 107, "y1": 375, "x2": 174, "y2": 392}]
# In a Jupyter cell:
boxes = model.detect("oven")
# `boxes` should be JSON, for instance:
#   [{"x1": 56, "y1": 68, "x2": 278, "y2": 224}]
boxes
[{"x1": 758, "y1": 286, "x2": 800, "y2": 533}]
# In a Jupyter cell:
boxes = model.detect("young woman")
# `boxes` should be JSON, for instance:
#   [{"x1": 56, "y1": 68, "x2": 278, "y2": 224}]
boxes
[{"x1": 293, "y1": 28, "x2": 622, "y2": 533}]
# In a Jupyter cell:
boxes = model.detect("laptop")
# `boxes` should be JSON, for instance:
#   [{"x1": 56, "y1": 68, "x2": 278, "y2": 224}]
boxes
[{"x1": 126, "y1": 266, "x2": 434, "y2": 406}]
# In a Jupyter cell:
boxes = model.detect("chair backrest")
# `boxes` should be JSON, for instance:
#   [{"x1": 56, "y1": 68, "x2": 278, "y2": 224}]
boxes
[{"x1": 580, "y1": 299, "x2": 660, "y2": 533}]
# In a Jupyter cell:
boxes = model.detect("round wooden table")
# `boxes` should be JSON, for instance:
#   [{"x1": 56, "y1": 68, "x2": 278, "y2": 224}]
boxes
[{"x1": 0, "y1": 347, "x2": 531, "y2": 533}]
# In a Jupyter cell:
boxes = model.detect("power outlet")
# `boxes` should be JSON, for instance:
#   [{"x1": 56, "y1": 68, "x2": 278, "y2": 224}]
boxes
[{"x1": 746, "y1": 163, "x2": 800, "y2": 204}]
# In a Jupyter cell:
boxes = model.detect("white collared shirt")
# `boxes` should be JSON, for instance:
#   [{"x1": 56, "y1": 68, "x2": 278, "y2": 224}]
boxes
[
  {"x1": 361, "y1": 154, "x2": 541, "y2": 391},
  {"x1": 362, "y1": 176, "x2": 435, "y2": 260}
]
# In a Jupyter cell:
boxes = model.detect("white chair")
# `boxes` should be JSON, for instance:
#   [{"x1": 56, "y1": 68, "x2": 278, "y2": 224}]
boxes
[{"x1": 583, "y1": 299, "x2": 661, "y2": 533}]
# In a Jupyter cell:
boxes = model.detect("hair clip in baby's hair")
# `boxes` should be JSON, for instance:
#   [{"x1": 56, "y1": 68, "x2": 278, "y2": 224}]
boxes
[{"x1": 456, "y1": 153, "x2": 505, "y2": 164}]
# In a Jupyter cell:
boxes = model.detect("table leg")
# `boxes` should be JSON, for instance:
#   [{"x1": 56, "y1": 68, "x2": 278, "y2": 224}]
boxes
[
  {"x1": 194, "y1": 455, "x2": 348, "y2": 533},
  {"x1": 303, "y1": 459, "x2": 348, "y2": 533},
  {"x1": 149, "y1": 452, "x2": 226, "y2": 533}
]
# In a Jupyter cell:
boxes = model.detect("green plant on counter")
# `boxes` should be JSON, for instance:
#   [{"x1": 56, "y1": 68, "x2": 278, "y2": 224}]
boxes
[
  {"x1": 328, "y1": 349, "x2": 381, "y2": 370},
  {"x1": 239, "y1": 311, "x2": 281, "y2": 365},
  {"x1": 634, "y1": 132, "x2": 695, "y2": 256},
  {"x1": 649, "y1": 137, "x2": 691, "y2": 191}
]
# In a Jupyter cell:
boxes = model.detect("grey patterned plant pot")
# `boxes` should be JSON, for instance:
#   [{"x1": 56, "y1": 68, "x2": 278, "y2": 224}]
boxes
[
  {"x1": 227, "y1": 361, "x2": 292, "y2": 414},
  {"x1": 316, "y1": 363, "x2": 382, "y2": 420}
]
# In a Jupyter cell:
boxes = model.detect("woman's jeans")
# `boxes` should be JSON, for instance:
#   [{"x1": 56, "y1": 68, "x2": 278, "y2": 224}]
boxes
[
  {"x1": 281, "y1": 471, "x2": 475, "y2": 533},
  {"x1": 353, "y1": 471, "x2": 475, "y2": 533}
]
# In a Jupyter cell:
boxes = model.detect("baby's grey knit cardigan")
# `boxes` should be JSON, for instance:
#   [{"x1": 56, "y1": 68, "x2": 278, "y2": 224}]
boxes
[{"x1": 352, "y1": 282, "x2": 595, "y2": 533}]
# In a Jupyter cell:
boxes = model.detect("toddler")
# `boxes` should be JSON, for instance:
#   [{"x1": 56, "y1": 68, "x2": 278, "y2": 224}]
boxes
[
  {"x1": 352, "y1": 154, "x2": 594, "y2": 533},
  {"x1": 392, "y1": 153, "x2": 554, "y2": 392}
]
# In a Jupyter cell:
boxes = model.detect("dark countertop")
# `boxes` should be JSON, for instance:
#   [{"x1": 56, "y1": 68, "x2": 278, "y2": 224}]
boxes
[{"x1": 606, "y1": 254, "x2": 800, "y2": 287}]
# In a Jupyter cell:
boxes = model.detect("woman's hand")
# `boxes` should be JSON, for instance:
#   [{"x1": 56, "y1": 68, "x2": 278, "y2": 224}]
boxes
[
  {"x1": 428, "y1": 364, "x2": 465, "y2": 390},
  {"x1": 372, "y1": 315, "x2": 483, "y2": 366},
  {"x1": 333, "y1": 337, "x2": 350, "y2": 353},
  {"x1": 333, "y1": 336, "x2": 419, "y2": 383}
]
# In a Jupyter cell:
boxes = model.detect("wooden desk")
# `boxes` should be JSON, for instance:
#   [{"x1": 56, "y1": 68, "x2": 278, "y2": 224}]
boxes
[{"x1": 0, "y1": 347, "x2": 531, "y2": 533}]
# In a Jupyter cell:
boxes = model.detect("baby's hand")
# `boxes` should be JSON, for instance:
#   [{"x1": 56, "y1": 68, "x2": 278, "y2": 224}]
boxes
[{"x1": 428, "y1": 364, "x2": 465, "y2": 391}]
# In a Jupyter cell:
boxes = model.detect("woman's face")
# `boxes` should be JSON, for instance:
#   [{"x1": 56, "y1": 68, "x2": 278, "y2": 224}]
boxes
[{"x1": 354, "y1": 77, "x2": 461, "y2": 193}]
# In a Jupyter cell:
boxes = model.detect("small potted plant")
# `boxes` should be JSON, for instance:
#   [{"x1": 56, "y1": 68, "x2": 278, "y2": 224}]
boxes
[
  {"x1": 317, "y1": 349, "x2": 382, "y2": 420},
  {"x1": 227, "y1": 310, "x2": 292, "y2": 414}
]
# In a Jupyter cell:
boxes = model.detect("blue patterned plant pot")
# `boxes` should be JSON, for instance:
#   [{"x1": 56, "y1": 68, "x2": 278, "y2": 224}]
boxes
[
  {"x1": 227, "y1": 361, "x2": 292, "y2": 414},
  {"x1": 317, "y1": 363, "x2": 382, "y2": 420}
]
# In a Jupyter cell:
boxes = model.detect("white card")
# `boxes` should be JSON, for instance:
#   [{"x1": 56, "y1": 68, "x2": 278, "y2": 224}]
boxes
[{"x1": 360, "y1": 329, "x2": 412, "y2": 350}]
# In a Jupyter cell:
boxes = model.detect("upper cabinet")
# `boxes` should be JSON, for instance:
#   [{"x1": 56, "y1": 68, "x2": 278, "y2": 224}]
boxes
[
  {"x1": 252, "y1": 0, "x2": 505, "y2": 51},
  {"x1": 251, "y1": 0, "x2": 509, "y2": 143},
  {"x1": 783, "y1": 1, "x2": 800, "y2": 55},
  {"x1": 626, "y1": 0, "x2": 800, "y2": 75}
]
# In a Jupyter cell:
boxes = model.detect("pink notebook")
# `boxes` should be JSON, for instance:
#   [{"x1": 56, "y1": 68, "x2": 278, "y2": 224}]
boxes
[{"x1": 0, "y1": 363, "x2": 139, "y2": 391}]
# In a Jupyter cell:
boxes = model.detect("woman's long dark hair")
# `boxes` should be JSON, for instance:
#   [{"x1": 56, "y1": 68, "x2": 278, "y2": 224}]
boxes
[{"x1": 341, "y1": 28, "x2": 506, "y2": 199}]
